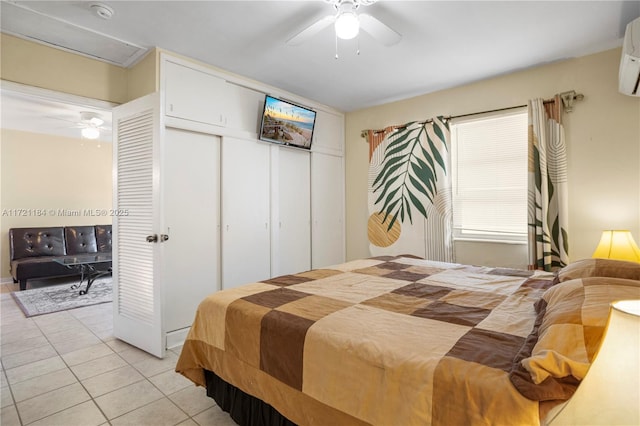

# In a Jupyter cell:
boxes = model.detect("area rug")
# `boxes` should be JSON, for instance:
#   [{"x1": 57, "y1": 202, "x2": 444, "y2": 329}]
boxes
[{"x1": 11, "y1": 278, "x2": 112, "y2": 317}]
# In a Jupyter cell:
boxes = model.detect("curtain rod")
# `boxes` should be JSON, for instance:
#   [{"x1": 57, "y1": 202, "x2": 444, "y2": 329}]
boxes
[{"x1": 360, "y1": 90, "x2": 584, "y2": 138}]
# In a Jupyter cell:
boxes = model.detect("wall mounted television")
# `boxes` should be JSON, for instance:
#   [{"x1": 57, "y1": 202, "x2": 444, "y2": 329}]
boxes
[{"x1": 259, "y1": 95, "x2": 316, "y2": 150}]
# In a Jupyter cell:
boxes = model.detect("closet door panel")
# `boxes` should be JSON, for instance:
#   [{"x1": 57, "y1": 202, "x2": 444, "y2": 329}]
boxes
[
  {"x1": 221, "y1": 137, "x2": 271, "y2": 289},
  {"x1": 312, "y1": 111, "x2": 344, "y2": 156},
  {"x1": 275, "y1": 147, "x2": 311, "y2": 276},
  {"x1": 164, "y1": 60, "x2": 227, "y2": 127},
  {"x1": 311, "y1": 152, "x2": 345, "y2": 268},
  {"x1": 162, "y1": 128, "x2": 220, "y2": 334}
]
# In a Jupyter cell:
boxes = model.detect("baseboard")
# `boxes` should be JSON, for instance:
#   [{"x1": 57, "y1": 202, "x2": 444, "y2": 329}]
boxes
[
  {"x1": 166, "y1": 327, "x2": 190, "y2": 349},
  {"x1": 1, "y1": 277, "x2": 15, "y2": 285}
]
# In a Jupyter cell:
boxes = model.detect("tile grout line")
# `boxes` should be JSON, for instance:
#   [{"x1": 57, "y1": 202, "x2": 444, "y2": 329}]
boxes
[
  {"x1": 2, "y1": 282, "x2": 217, "y2": 426},
  {"x1": 23, "y1": 310, "x2": 100, "y2": 426},
  {"x1": 2, "y1": 297, "x2": 109, "y2": 425},
  {"x1": 1, "y1": 357, "x2": 26, "y2": 426},
  {"x1": 1, "y1": 295, "x2": 35, "y2": 426}
]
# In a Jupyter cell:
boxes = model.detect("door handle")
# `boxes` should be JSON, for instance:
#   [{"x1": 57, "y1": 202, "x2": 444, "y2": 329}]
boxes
[{"x1": 146, "y1": 234, "x2": 158, "y2": 243}]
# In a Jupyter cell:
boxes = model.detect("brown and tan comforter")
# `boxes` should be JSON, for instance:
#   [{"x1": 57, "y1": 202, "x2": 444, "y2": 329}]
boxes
[{"x1": 176, "y1": 255, "x2": 562, "y2": 425}]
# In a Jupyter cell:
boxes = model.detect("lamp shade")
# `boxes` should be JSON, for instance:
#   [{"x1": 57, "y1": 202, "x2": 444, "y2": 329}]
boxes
[
  {"x1": 546, "y1": 300, "x2": 640, "y2": 425},
  {"x1": 592, "y1": 230, "x2": 640, "y2": 262}
]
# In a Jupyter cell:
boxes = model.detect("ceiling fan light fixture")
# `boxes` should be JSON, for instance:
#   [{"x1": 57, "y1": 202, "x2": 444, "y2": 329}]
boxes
[
  {"x1": 89, "y1": 116, "x2": 104, "y2": 127},
  {"x1": 335, "y1": 11, "x2": 359, "y2": 40},
  {"x1": 80, "y1": 111, "x2": 104, "y2": 124},
  {"x1": 81, "y1": 127, "x2": 100, "y2": 140}
]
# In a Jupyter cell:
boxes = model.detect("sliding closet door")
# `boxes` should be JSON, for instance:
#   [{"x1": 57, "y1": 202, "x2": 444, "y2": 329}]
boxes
[
  {"x1": 112, "y1": 93, "x2": 164, "y2": 358},
  {"x1": 311, "y1": 152, "x2": 345, "y2": 268},
  {"x1": 273, "y1": 147, "x2": 311, "y2": 276},
  {"x1": 221, "y1": 137, "x2": 271, "y2": 289},
  {"x1": 162, "y1": 128, "x2": 220, "y2": 340}
]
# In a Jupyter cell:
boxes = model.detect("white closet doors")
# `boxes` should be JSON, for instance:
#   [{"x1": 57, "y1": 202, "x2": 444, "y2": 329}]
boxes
[
  {"x1": 273, "y1": 147, "x2": 311, "y2": 276},
  {"x1": 221, "y1": 137, "x2": 271, "y2": 289},
  {"x1": 311, "y1": 152, "x2": 345, "y2": 268},
  {"x1": 162, "y1": 128, "x2": 220, "y2": 336}
]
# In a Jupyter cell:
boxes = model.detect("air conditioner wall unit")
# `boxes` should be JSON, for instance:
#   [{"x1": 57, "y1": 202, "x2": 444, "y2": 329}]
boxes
[{"x1": 619, "y1": 17, "x2": 640, "y2": 96}]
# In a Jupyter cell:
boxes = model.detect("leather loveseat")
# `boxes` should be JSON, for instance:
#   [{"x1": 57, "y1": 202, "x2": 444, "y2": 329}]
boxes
[{"x1": 9, "y1": 225, "x2": 112, "y2": 290}]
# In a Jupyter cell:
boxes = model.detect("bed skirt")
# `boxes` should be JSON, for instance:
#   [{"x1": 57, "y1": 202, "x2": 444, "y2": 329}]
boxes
[{"x1": 204, "y1": 369, "x2": 297, "y2": 426}]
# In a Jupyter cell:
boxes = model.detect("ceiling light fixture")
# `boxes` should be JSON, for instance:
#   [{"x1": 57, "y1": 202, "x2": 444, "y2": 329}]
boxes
[
  {"x1": 80, "y1": 111, "x2": 104, "y2": 126},
  {"x1": 335, "y1": 1, "x2": 360, "y2": 40},
  {"x1": 89, "y1": 116, "x2": 104, "y2": 127},
  {"x1": 81, "y1": 127, "x2": 100, "y2": 140},
  {"x1": 79, "y1": 112, "x2": 104, "y2": 140}
]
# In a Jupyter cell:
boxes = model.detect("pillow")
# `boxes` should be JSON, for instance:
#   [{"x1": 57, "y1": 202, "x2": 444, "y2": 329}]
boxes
[
  {"x1": 557, "y1": 258, "x2": 640, "y2": 282},
  {"x1": 509, "y1": 276, "x2": 640, "y2": 401}
]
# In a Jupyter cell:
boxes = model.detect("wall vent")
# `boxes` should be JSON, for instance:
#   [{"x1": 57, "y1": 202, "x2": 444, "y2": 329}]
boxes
[{"x1": 1, "y1": 2, "x2": 148, "y2": 68}]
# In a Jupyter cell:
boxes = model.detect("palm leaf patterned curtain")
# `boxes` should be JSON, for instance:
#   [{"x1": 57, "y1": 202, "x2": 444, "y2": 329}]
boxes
[
  {"x1": 528, "y1": 96, "x2": 570, "y2": 271},
  {"x1": 366, "y1": 117, "x2": 454, "y2": 262}
]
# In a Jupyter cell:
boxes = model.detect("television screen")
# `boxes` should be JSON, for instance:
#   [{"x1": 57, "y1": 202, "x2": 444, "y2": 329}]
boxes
[{"x1": 259, "y1": 95, "x2": 316, "y2": 150}]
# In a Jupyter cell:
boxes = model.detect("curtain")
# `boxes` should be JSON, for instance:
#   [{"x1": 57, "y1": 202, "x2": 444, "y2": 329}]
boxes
[
  {"x1": 527, "y1": 96, "x2": 570, "y2": 271},
  {"x1": 366, "y1": 117, "x2": 454, "y2": 262}
]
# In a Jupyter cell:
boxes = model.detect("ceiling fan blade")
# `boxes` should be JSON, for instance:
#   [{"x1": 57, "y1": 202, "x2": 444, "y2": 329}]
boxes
[
  {"x1": 45, "y1": 116, "x2": 78, "y2": 124},
  {"x1": 359, "y1": 13, "x2": 402, "y2": 46},
  {"x1": 53, "y1": 124, "x2": 84, "y2": 129},
  {"x1": 286, "y1": 14, "x2": 335, "y2": 46}
]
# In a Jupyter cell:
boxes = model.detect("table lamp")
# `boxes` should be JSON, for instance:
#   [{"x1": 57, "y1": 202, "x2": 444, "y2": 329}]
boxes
[
  {"x1": 546, "y1": 300, "x2": 640, "y2": 425},
  {"x1": 592, "y1": 230, "x2": 640, "y2": 262}
]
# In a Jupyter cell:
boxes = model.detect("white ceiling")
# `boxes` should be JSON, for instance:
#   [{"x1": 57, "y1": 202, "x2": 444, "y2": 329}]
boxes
[{"x1": 0, "y1": 0, "x2": 639, "y2": 141}]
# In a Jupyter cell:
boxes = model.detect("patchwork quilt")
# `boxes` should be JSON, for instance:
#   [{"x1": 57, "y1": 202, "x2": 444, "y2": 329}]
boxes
[{"x1": 176, "y1": 255, "x2": 561, "y2": 425}]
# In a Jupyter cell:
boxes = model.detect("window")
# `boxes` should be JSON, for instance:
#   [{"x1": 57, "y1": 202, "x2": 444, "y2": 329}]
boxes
[{"x1": 450, "y1": 109, "x2": 528, "y2": 243}]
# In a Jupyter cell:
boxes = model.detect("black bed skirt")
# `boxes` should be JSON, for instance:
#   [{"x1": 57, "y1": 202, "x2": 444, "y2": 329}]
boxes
[{"x1": 204, "y1": 369, "x2": 297, "y2": 426}]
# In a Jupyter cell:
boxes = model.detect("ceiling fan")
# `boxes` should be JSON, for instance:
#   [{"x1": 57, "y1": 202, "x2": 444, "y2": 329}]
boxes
[
  {"x1": 52, "y1": 111, "x2": 110, "y2": 140},
  {"x1": 287, "y1": 0, "x2": 402, "y2": 47}
]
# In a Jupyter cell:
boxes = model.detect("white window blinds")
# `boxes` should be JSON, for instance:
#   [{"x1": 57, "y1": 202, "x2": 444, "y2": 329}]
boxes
[{"x1": 451, "y1": 109, "x2": 528, "y2": 242}]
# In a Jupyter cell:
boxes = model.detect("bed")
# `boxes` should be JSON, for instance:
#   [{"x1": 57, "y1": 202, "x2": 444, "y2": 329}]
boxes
[{"x1": 176, "y1": 255, "x2": 640, "y2": 425}]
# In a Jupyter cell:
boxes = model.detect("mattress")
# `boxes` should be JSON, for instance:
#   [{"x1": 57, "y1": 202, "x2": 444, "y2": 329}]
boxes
[{"x1": 176, "y1": 255, "x2": 640, "y2": 425}]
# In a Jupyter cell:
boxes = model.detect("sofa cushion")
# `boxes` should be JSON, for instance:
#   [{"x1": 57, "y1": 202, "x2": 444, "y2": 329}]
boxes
[
  {"x1": 95, "y1": 225, "x2": 112, "y2": 253},
  {"x1": 9, "y1": 227, "x2": 66, "y2": 261},
  {"x1": 65, "y1": 226, "x2": 98, "y2": 255}
]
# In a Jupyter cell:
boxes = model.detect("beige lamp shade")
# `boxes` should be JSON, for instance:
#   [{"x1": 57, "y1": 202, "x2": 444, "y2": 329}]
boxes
[
  {"x1": 546, "y1": 300, "x2": 640, "y2": 425},
  {"x1": 592, "y1": 230, "x2": 640, "y2": 262}
]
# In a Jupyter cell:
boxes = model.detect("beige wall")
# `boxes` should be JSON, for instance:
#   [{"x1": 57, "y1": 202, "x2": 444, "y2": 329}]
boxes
[
  {"x1": 0, "y1": 33, "x2": 158, "y2": 103},
  {"x1": 127, "y1": 48, "x2": 159, "y2": 101},
  {"x1": 346, "y1": 48, "x2": 640, "y2": 266},
  {"x1": 0, "y1": 130, "x2": 113, "y2": 280},
  {"x1": 0, "y1": 33, "x2": 129, "y2": 104}
]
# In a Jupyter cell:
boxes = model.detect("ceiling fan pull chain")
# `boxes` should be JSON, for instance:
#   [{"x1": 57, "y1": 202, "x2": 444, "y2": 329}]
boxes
[
  {"x1": 335, "y1": 32, "x2": 339, "y2": 59},
  {"x1": 357, "y1": 36, "x2": 360, "y2": 55}
]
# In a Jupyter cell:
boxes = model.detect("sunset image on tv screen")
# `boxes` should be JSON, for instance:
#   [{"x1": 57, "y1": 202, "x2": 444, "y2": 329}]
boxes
[{"x1": 260, "y1": 96, "x2": 316, "y2": 148}]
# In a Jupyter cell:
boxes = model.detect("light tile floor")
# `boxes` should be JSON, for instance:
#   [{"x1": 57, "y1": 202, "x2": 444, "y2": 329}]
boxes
[{"x1": 0, "y1": 279, "x2": 237, "y2": 426}]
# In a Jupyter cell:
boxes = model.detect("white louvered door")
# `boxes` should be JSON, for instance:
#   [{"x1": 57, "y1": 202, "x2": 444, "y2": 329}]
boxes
[{"x1": 112, "y1": 93, "x2": 164, "y2": 358}]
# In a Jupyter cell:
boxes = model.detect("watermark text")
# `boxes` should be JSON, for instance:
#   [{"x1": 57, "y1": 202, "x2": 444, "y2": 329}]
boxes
[{"x1": 2, "y1": 208, "x2": 129, "y2": 217}]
